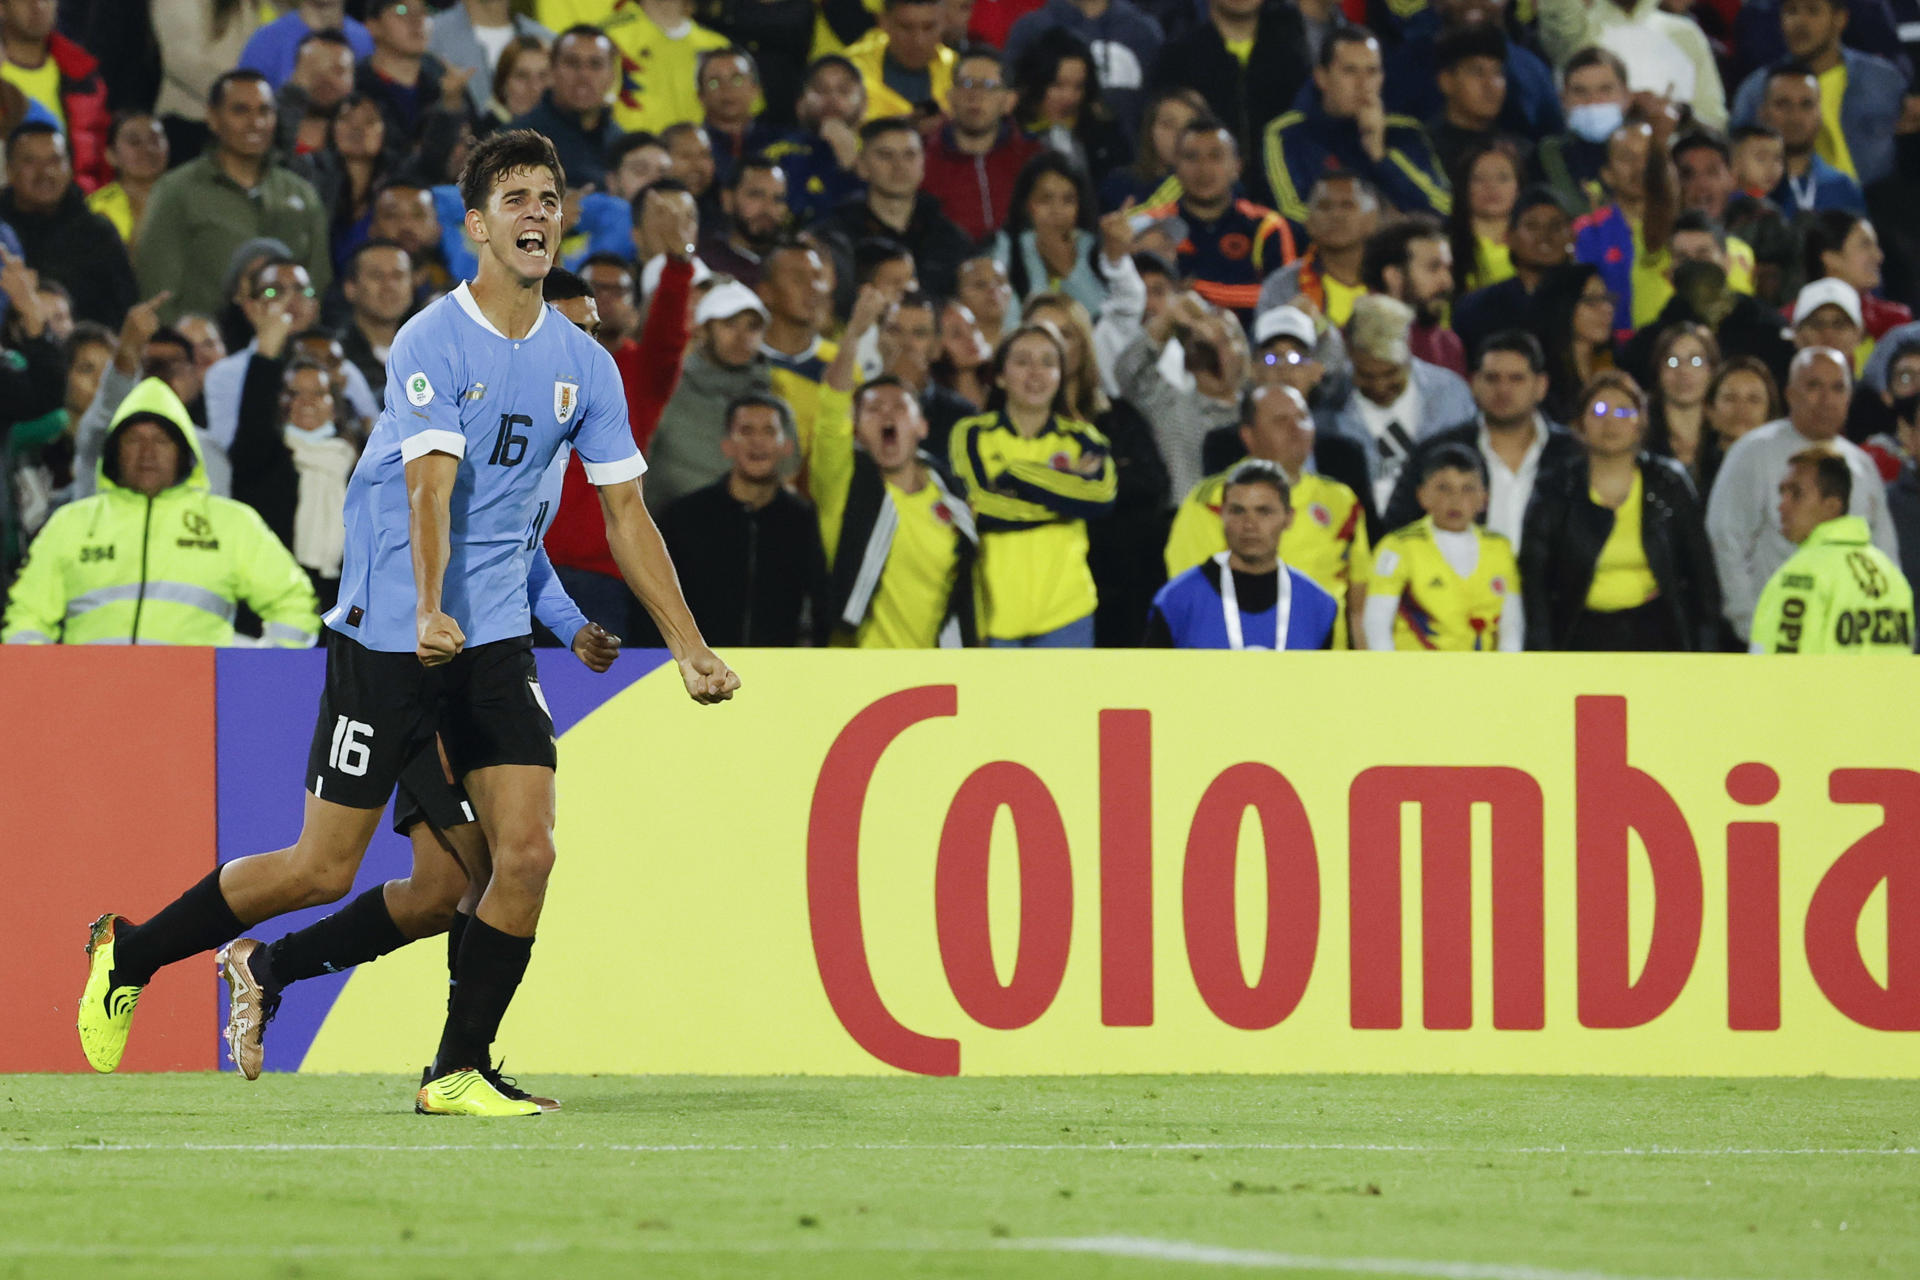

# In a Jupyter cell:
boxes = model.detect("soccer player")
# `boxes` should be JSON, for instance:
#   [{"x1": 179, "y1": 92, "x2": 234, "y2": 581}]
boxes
[
  {"x1": 77, "y1": 131, "x2": 740, "y2": 1117},
  {"x1": 1749, "y1": 448, "x2": 1915, "y2": 655},
  {"x1": 1145, "y1": 460, "x2": 1340, "y2": 650},
  {"x1": 212, "y1": 269, "x2": 622, "y2": 1108},
  {"x1": 1363, "y1": 442, "x2": 1524, "y2": 652}
]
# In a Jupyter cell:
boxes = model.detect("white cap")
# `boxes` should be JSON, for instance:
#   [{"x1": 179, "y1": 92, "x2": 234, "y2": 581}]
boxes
[
  {"x1": 1253, "y1": 305, "x2": 1316, "y2": 350},
  {"x1": 693, "y1": 279, "x2": 768, "y2": 326},
  {"x1": 639, "y1": 252, "x2": 713, "y2": 300},
  {"x1": 1792, "y1": 277, "x2": 1863, "y2": 329}
]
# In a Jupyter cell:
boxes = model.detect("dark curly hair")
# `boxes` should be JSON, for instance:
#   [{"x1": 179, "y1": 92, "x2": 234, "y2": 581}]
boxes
[{"x1": 458, "y1": 128, "x2": 566, "y2": 216}]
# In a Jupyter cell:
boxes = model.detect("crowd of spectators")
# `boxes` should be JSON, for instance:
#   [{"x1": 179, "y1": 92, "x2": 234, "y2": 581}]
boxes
[{"x1": 4, "y1": 0, "x2": 1920, "y2": 653}]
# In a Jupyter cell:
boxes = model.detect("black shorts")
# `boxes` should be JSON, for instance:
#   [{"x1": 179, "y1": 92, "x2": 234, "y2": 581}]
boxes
[
  {"x1": 391, "y1": 742, "x2": 477, "y2": 837},
  {"x1": 304, "y1": 631, "x2": 557, "y2": 811}
]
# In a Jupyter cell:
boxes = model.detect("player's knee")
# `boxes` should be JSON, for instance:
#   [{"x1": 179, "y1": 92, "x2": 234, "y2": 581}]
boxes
[
  {"x1": 411, "y1": 900, "x2": 459, "y2": 936},
  {"x1": 386, "y1": 877, "x2": 462, "y2": 936},
  {"x1": 488, "y1": 836, "x2": 556, "y2": 894},
  {"x1": 297, "y1": 859, "x2": 359, "y2": 908}
]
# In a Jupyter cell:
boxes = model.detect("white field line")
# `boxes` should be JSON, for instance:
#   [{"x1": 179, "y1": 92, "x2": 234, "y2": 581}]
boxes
[
  {"x1": 0, "y1": 1139, "x2": 1914, "y2": 1156},
  {"x1": 0, "y1": 1234, "x2": 1787, "y2": 1280},
  {"x1": 1005, "y1": 1236, "x2": 1773, "y2": 1280}
]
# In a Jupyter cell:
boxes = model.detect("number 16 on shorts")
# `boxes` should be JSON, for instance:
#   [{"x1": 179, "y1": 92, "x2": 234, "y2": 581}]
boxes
[{"x1": 329, "y1": 717, "x2": 373, "y2": 777}]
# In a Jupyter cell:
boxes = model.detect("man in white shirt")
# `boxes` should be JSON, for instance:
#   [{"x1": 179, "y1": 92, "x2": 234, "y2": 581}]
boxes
[
  {"x1": 1707, "y1": 345, "x2": 1901, "y2": 641},
  {"x1": 1380, "y1": 330, "x2": 1580, "y2": 544}
]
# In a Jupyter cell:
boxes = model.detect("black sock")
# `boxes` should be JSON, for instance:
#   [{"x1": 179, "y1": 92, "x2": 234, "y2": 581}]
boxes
[
  {"x1": 445, "y1": 911, "x2": 470, "y2": 998},
  {"x1": 256, "y1": 886, "x2": 409, "y2": 991},
  {"x1": 432, "y1": 917, "x2": 533, "y2": 1075},
  {"x1": 112, "y1": 869, "x2": 245, "y2": 987}
]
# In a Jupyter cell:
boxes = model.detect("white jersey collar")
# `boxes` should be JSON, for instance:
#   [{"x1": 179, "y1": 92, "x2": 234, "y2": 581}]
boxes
[{"x1": 453, "y1": 281, "x2": 548, "y2": 342}]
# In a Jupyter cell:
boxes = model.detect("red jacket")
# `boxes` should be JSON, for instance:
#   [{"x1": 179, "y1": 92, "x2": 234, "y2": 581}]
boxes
[
  {"x1": 920, "y1": 123, "x2": 1038, "y2": 246},
  {"x1": 47, "y1": 33, "x2": 111, "y2": 194},
  {"x1": 1410, "y1": 322, "x2": 1466, "y2": 378},
  {"x1": 543, "y1": 258, "x2": 693, "y2": 579}
]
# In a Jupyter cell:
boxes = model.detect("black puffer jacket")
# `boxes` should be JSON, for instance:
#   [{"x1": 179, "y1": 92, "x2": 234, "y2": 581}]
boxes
[{"x1": 1519, "y1": 453, "x2": 1722, "y2": 651}]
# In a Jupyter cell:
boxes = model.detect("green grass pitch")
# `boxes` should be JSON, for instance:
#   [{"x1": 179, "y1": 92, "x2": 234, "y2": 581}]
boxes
[{"x1": 1, "y1": 1074, "x2": 1915, "y2": 1279}]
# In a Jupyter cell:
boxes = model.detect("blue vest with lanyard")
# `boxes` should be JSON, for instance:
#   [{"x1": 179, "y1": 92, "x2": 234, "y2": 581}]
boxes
[{"x1": 1153, "y1": 554, "x2": 1338, "y2": 650}]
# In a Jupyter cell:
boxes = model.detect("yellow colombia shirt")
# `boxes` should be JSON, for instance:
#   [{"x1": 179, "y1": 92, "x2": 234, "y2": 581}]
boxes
[
  {"x1": 545, "y1": 0, "x2": 731, "y2": 134},
  {"x1": 809, "y1": 386, "x2": 964, "y2": 648},
  {"x1": 1162, "y1": 467, "x2": 1370, "y2": 647},
  {"x1": 87, "y1": 182, "x2": 135, "y2": 243},
  {"x1": 948, "y1": 410, "x2": 1116, "y2": 640},
  {"x1": 1369, "y1": 516, "x2": 1518, "y2": 651},
  {"x1": 1584, "y1": 469, "x2": 1659, "y2": 611},
  {"x1": 1322, "y1": 274, "x2": 1363, "y2": 329},
  {"x1": 1816, "y1": 62, "x2": 1857, "y2": 181},
  {"x1": 764, "y1": 337, "x2": 839, "y2": 460},
  {"x1": 1628, "y1": 215, "x2": 1673, "y2": 330},
  {"x1": 1471, "y1": 234, "x2": 1513, "y2": 291},
  {"x1": 1, "y1": 57, "x2": 63, "y2": 129}
]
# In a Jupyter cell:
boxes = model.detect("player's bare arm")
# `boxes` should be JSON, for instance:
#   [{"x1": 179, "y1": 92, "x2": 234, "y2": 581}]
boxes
[
  {"x1": 406, "y1": 451, "x2": 464, "y2": 666},
  {"x1": 597, "y1": 478, "x2": 741, "y2": 703}
]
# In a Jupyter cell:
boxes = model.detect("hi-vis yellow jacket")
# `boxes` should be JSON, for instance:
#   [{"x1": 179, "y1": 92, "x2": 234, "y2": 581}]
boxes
[
  {"x1": 2, "y1": 378, "x2": 319, "y2": 647},
  {"x1": 1749, "y1": 516, "x2": 1915, "y2": 655}
]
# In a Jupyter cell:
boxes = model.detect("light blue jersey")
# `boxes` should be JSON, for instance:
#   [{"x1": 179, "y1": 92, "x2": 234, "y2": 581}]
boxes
[
  {"x1": 525, "y1": 446, "x2": 586, "y2": 644},
  {"x1": 326, "y1": 283, "x2": 645, "y2": 652}
]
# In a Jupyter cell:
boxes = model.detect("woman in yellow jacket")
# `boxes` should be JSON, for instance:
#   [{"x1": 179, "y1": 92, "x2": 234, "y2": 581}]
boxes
[
  {"x1": 948, "y1": 322, "x2": 1116, "y2": 646},
  {"x1": 2, "y1": 378, "x2": 318, "y2": 646}
]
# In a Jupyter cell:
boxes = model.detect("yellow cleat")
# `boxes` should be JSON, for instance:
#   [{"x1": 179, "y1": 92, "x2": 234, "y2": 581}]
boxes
[
  {"x1": 414, "y1": 1069, "x2": 543, "y2": 1117},
  {"x1": 77, "y1": 914, "x2": 142, "y2": 1073}
]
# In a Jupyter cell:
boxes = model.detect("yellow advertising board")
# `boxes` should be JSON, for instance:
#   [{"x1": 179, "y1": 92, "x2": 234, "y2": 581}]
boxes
[{"x1": 302, "y1": 653, "x2": 1918, "y2": 1076}]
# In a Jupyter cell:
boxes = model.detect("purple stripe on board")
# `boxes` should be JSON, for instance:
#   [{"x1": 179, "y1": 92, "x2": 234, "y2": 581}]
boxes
[{"x1": 214, "y1": 646, "x2": 667, "y2": 1072}]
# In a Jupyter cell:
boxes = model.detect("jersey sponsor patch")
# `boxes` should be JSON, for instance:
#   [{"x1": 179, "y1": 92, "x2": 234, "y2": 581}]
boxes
[
  {"x1": 405, "y1": 372, "x2": 433, "y2": 406},
  {"x1": 554, "y1": 380, "x2": 579, "y2": 424}
]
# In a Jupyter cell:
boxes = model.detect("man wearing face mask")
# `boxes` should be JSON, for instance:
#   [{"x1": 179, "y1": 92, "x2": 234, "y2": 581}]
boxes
[
  {"x1": 1537, "y1": 0, "x2": 1727, "y2": 131},
  {"x1": 1531, "y1": 46, "x2": 1632, "y2": 216}
]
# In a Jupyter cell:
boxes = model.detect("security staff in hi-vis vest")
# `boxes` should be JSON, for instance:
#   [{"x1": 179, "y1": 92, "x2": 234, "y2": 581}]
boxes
[{"x1": 1750, "y1": 447, "x2": 1915, "y2": 654}]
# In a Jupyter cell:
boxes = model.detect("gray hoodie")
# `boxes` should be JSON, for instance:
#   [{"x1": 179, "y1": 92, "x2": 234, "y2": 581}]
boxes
[{"x1": 642, "y1": 349, "x2": 781, "y2": 515}]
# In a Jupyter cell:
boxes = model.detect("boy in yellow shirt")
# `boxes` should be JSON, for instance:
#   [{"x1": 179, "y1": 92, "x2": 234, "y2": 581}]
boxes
[{"x1": 1364, "y1": 443, "x2": 1523, "y2": 651}]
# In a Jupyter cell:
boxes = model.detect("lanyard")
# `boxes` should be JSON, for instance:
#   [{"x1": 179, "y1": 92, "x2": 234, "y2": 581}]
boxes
[
  {"x1": 1787, "y1": 170, "x2": 1817, "y2": 214},
  {"x1": 1215, "y1": 552, "x2": 1290, "y2": 650}
]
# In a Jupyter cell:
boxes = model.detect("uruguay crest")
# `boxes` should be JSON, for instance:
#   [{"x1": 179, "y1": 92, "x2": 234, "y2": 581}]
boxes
[{"x1": 554, "y1": 379, "x2": 579, "y2": 424}]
